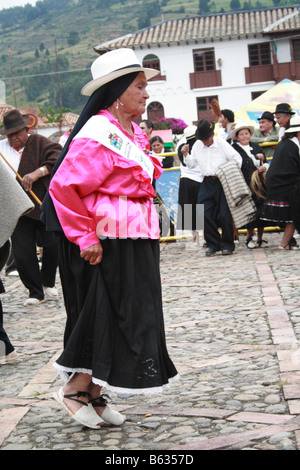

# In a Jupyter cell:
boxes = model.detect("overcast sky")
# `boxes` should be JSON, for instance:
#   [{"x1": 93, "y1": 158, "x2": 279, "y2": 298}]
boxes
[{"x1": 0, "y1": 0, "x2": 37, "y2": 10}]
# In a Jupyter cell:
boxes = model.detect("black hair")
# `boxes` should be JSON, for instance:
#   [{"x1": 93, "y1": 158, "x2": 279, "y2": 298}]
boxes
[
  {"x1": 41, "y1": 72, "x2": 140, "y2": 232},
  {"x1": 221, "y1": 109, "x2": 234, "y2": 122},
  {"x1": 150, "y1": 135, "x2": 164, "y2": 145},
  {"x1": 282, "y1": 130, "x2": 298, "y2": 140},
  {"x1": 140, "y1": 119, "x2": 153, "y2": 129}
]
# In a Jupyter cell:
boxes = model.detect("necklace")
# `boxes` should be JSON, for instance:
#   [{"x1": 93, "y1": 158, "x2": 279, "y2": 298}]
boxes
[{"x1": 107, "y1": 106, "x2": 133, "y2": 136}]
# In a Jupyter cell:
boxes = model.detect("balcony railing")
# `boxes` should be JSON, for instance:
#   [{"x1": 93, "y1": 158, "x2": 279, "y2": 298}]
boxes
[
  {"x1": 190, "y1": 70, "x2": 222, "y2": 89},
  {"x1": 245, "y1": 61, "x2": 300, "y2": 84}
]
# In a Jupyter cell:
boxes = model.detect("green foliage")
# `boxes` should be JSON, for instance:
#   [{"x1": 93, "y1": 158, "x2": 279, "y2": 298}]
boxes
[
  {"x1": 67, "y1": 31, "x2": 80, "y2": 46},
  {"x1": 51, "y1": 70, "x2": 90, "y2": 113},
  {"x1": 23, "y1": 55, "x2": 69, "y2": 101},
  {"x1": 0, "y1": 0, "x2": 73, "y2": 28},
  {"x1": 198, "y1": 0, "x2": 212, "y2": 14},
  {"x1": 137, "y1": 1, "x2": 161, "y2": 29},
  {"x1": 39, "y1": 105, "x2": 66, "y2": 122},
  {"x1": 230, "y1": 0, "x2": 241, "y2": 9}
]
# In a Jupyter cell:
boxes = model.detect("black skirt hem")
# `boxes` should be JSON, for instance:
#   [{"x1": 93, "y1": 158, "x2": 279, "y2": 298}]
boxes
[{"x1": 54, "y1": 363, "x2": 179, "y2": 395}]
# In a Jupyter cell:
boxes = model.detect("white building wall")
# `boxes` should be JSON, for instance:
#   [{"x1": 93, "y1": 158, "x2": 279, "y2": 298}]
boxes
[
  {"x1": 134, "y1": 36, "x2": 279, "y2": 126},
  {"x1": 276, "y1": 38, "x2": 291, "y2": 63}
]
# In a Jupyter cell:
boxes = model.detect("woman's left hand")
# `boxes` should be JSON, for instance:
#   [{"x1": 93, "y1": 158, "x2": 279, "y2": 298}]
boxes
[{"x1": 80, "y1": 242, "x2": 103, "y2": 265}]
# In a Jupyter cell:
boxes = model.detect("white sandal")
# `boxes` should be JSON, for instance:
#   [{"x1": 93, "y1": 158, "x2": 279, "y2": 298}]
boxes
[
  {"x1": 53, "y1": 388, "x2": 104, "y2": 429},
  {"x1": 0, "y1": 351, "x2": 19, "y2": 364},
  {"x1": 90, "y1": 394, "x2": 126, "y2": 426}
]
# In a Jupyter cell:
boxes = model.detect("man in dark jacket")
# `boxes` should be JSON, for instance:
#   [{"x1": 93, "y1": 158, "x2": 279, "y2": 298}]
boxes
[{"x1": 0, "y1": 109, "x2": 62, "y2": 306}]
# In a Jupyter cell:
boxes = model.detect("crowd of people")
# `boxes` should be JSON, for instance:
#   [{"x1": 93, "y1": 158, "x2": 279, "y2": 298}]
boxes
[
  {"x1": 142, "y1": 103, "x2": 299, "y2": 257},
  {"x1": 0, "y1": 47, "x2": 299, "y2": 430},
  {"x1": 192, "y1": 103, "x2": 299, "y2": 255}
]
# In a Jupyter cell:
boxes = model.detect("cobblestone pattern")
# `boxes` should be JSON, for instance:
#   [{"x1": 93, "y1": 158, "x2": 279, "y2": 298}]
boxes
[{"x1": 1, "y1": 232, "x2": 300, "y2": 451}]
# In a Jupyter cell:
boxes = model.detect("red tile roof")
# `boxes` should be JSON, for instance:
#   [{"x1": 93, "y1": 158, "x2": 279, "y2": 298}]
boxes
[{"x1": 94, "y1": 6, "x2": 300, "y2": 52}]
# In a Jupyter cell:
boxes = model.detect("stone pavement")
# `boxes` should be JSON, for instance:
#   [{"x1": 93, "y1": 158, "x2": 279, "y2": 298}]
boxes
[{"x1": 1, "y1": 232, "x2": 300, "y2": 451}]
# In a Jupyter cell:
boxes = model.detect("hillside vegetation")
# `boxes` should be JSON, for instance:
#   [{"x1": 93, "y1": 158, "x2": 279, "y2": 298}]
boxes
[{"x1": 0, "y1": 0, "x2": 297, "y2": 114}]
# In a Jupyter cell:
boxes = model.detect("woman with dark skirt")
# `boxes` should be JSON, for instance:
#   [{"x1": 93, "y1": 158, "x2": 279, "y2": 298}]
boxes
[
  {"x1": 46, "y1": 49, "x2": 178, "y2": 429},
  {"x1": 261, "y1": 115, "x2": 300, "y2": 250},
  {"x1": 230, "y1": 121, "x2": 269, "y2": 249}
]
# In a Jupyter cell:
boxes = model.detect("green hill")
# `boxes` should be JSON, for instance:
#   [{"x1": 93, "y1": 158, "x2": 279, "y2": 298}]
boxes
[{"x1": 0, "y1": 0, "x2": 297, "y2": 114}]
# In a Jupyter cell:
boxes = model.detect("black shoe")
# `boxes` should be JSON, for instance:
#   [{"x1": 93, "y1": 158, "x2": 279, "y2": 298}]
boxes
[
  {"x1": 206, "y1": 248, "x2": 216, "y2": 257},
  {"x1": 222, "y1": 249, "x2": 233, "y2": 255}
]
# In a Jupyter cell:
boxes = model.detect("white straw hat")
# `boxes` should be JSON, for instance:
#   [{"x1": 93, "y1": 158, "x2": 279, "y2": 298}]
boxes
[
  {"x1": 183, "y1": 125, "x2": 197, "y2": 140},
  {"x1": 285, "y1": 115, "x2": 300, "y2": 133},
  {"x1": 176, "y1": 125, "x2": 197, "y2": 151},
  {"x1": 81, "y1": 48, "x2": 159, "y2": 96},
  {"x1": 230, "y1": 120, "x2": 254, "y2": 140}
]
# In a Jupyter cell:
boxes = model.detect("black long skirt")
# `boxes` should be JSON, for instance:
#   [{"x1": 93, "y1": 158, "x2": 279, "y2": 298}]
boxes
[{"x1": 55, "y1": 236, "x2": 178, "y2": 394}]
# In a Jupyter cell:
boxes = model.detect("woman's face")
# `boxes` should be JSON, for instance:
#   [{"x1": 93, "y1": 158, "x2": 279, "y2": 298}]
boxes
[
  {"x1": 151, "y1": 140, "x2": 164, "y2": 154},
  {"x1": 236, "y1": 128, "x2": 251, "y2": 145},
  {"x1": 119, "y1": 72, "x2": 149, "y2": 118}
]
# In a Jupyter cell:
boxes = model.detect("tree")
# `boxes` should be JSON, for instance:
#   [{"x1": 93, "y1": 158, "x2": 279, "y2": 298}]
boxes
[
  {"x1": 39, "y1": 105, "x2": 65, "y2": 123},
  {"x1": 230, "y1": 0, "x2": 241, "y2": 10},
  {"x1": 67, "y1": 31, "x2": 80, "y2": 47},
  {"x1": 198, "y1": 0, "x2": 211, "y2": 15},
  {"x1": 137, "y1": 1, "x2": 161, "y2": 29},
  {"x1": 137, "y1": 12, "x2": 151, "y2": 29}
]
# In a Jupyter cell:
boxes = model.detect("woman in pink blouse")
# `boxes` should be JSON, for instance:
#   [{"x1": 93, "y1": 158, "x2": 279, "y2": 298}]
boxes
[{"x1": 47, "y1": 49, "x2": 178, "y2": 429}]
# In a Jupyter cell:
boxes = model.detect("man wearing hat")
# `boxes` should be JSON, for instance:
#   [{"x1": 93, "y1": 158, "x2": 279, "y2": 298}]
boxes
[
  {"x1": 188, "y1": 119, "x2": 242, "y2": 256},
  {"x1": 273, "y1": 103, "x2": 295, "y2": 141},
  {"x1": 0, "y1": 109, "x2": 62, "y2": 306},
  {"x1": 251, "y1": 111, "x2": 279, "y2": 159}
]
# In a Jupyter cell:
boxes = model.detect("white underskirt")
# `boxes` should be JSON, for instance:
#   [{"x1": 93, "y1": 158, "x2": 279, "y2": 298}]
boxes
[{"x1": 54, "y1": 362, "x2": 179, "y2": 395}]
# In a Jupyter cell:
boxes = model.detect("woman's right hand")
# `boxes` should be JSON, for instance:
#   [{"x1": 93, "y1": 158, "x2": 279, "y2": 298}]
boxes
[{"x1": 80, "y1": 242, "x2": 103, "y2": 265}]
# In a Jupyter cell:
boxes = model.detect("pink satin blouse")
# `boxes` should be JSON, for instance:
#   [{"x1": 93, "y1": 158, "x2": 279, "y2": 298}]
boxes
[{"x1": 49, "y1": 110, "x2": 163, "y2": 251}]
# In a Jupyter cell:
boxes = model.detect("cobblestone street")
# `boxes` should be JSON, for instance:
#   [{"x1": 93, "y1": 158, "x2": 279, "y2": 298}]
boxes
[{"x1": 1, "y1": 232, "x2": 300, "y2": 451}]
